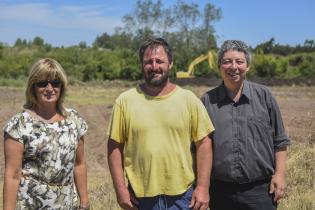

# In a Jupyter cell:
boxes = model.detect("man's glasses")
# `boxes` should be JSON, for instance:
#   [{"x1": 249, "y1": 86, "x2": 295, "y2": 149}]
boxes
[{"x1": 35, "y1": 80, "x2": 62, "y2": 88}]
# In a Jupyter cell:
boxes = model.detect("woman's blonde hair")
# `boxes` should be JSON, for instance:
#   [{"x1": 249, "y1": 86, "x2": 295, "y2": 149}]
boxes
[{"x1": 24, "y1": 58, "x2": 68, "y2": 116}]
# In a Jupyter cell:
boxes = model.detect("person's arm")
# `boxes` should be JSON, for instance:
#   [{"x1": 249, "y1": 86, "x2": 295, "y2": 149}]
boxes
[
  {"x1": 74, "y1": 136, "x2": 89, "y2": 209},
  {"x1": 189, "y1": 136, "x2": 212, "y2": 210},
  {"x1": 267, "y1": 91, "x2": 289, "y2": 203},
  {"x1": 107, "y1": 139, "x2": 138, "y2": 210},
  {"x1": 3, "y1": 135, "x2": 23, "y2": 210},
  {"x1": 269, "y1": 148, "x2": 287, "y2": 203}
]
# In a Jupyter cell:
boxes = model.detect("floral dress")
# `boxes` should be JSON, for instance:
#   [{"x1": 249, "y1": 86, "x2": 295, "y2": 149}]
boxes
[{"x1": 3, "y1": 109, "x2": 88, "y2": 210}]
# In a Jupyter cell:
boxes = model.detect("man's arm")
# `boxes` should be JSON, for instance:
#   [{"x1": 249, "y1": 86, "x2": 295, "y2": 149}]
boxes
[
  {"x1": 107, "y1": 139, "x2": 138, "y2": 210},
  {"x1": 189, "y1": 135, "x2": 212, "y2": 210},
  {"x1": 3, "y1": 136, "x2": 23, "y2": 210},
  {"x1": 73, "y1": 136, "x2": 89, "y2": 209},
  {"x1": 270, "y1": 148, "x2": 287, "y2": 203}
]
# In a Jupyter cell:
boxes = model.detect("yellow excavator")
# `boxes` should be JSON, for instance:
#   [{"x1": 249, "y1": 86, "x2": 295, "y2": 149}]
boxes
[{"x1": 176, "y1": 51, "x2": 216, "y2": 78}]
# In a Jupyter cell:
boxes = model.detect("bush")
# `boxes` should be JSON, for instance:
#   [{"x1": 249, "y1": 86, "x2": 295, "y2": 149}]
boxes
[
  {"x1": 0, "y1": 44, "x2": 314, "y2": 82},
  {"x1": 252, "y1": 54, "x2": 277, "y2": 77}
]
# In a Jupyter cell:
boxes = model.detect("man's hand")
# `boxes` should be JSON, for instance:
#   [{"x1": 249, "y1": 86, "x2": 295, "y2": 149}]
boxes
[
  {"x1": 269, "y1": 172, "x2": 286, "y2": 203},
  {"x1": 116, "y1": 186, "x2": 139, "y2": 210},
  {"x1": 189, "y1": 185, "x2": 209, "y2": 210}
]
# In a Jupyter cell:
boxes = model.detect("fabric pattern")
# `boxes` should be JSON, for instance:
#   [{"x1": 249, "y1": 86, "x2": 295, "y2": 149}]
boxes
[{"x1": 3, "y1": 109, "x2": 87, "y2": 210}]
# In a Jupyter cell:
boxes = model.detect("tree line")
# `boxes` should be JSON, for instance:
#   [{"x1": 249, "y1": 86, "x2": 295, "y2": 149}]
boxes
[{"x1": 0, "y1": 0, "x2": 314, "y2": 83}]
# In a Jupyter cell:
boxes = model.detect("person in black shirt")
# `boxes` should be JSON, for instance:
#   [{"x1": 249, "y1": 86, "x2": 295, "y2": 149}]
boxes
[{"x1": 201, "y1": 40, "x2": 290, "y2": 210}]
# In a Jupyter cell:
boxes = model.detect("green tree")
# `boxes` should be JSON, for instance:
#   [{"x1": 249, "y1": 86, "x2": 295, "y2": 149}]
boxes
[
  {"x1": 93, "y1": 32, "x2": 134, "y2": 50},
  {"x1": 304, "y1": 39, "x2": 314, "y2": 48},
  {"x1": 158, "y1": 8, "x2": 175, "y2": 37},
  {"x1": 0, "y1": 43, "x2": 3, "y2": 59},
  {"x1": 78, "y1": 41, "x2": 87, "y2": 49},
  {"x1": 255, "y1": 38, "x2": 275, "y2": 54},
  {"x1": 252, "y1": 54, "x2": 277, "y2": 78},
  {"x1": 32, "y1": 36, "x2": 45, "y2": 46},
  {"x1": 122, "y1": 0, "x2": 162, "y2": 39},
  {"x1": 173, "y1": 1, "x2": 200, "y2": 48},
  {"x1": 94, "y1": 33, "x2": 113, "y2": 49},
  {"x1": 201, "y1": 3, "x2": 221, "y2": 50},
  {"x1": 14, "y1": 38, "x2": 23, "y2": 47}
]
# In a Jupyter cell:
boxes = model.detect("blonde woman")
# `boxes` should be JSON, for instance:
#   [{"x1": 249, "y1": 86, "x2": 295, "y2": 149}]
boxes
[{"x1": 3, "y1": 58, "x2": 89, "y2": 210}]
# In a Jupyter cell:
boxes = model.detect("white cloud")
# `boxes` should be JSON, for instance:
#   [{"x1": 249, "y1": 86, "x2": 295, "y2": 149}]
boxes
[
  {"x1": 0, "y1": 2, "x2": 122, "y2": 32},
  {"x1": 0, "y1": 2, "x2": 125, "y2": 46}
]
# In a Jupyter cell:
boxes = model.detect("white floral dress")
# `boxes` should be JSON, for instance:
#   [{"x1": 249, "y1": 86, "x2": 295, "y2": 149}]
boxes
[{"x1": 3, "y1": 109, "x2": 88, "y2": 210}]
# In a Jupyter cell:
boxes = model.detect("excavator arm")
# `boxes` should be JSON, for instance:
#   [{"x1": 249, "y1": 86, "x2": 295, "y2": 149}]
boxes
[{"x1": 176, "y1": 51, "x2": 215, "y2": 78}]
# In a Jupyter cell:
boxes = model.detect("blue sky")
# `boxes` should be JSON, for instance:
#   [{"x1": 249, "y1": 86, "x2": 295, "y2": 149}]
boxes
[{"x1": 0, "y1": 0, "x2": 314, "y2": 47}]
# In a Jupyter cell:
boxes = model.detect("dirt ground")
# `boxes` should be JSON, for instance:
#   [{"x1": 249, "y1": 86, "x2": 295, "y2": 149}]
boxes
[{"x1": 0, "y1": 84, "x2": 314, "y2": 209}]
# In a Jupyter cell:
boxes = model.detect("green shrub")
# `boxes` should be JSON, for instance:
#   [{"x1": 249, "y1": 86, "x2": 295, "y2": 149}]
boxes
[{"x1": 252, "y1": 54, "x2": 277, "y2": 77}]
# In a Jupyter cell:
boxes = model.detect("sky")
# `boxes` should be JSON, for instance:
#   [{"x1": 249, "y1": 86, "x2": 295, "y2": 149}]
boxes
[{"x1": 0, "y1": 0, "x2": 314, "y2": 48}]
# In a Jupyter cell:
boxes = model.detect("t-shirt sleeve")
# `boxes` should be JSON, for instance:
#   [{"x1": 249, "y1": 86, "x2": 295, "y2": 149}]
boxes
[
  {"x1": 78, "y1": 118, "x2": 88, "y2": 138},
  {"x1": 190, "y1": 95, "x2": 215, "y2": 142},
  {"x1": 107, "y1": 102, "x2": 126, "y2": 143},
  {"x1": 3, "y1": 113, "x2": 25, "y2": 144},
  {"x1": 70, "y1": 109, "x2": 88, "y2": 139}
]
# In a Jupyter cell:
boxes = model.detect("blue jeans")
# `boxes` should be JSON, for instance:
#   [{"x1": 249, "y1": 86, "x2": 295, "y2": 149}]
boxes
[{"x1": 138, "y1": 186, "x2": 194, "y2": 210}]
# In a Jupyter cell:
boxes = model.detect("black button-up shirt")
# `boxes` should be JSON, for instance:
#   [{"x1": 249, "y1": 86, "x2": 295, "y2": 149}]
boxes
[{"x1": 201, "y1": 80, "x2": 290, "y2": 183}]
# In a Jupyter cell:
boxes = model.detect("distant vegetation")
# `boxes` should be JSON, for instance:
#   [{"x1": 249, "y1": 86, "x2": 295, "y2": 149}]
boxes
[{"x1": 0, "y1": 0, "x2": 314, "y2": 83}]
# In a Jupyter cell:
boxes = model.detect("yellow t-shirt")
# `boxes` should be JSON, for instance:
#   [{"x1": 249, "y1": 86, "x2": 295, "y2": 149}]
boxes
[{"x1": 107, "y1": 85, "x2": 214, "y2": 197}]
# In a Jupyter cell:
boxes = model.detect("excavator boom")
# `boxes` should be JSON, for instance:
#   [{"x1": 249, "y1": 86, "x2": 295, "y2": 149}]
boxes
[{"x1": 176, "y1": 51, "x2": 215, "y2": 78}]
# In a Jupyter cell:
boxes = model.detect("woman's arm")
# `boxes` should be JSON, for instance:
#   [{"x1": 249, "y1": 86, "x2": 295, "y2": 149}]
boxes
[
  {"x1": 3, "y1": 135, "x2": 23, "y2": 210},
  {"x1": 74, "y1": 136, "x2": 89, "y2": 209}
]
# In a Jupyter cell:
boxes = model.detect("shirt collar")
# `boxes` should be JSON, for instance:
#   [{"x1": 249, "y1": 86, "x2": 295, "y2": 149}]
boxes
[
  {"x1": 242, "y1": 80, "x2": 251, "y2": 100},
  {"x1": 218, "y1": 80, "x2": 251, "y2": 102},
  {"x1": 217, "y1": 82, "x2": 227, "y2": 102}
]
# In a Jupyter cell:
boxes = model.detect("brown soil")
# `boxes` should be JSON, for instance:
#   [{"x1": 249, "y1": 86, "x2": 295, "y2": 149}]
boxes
[{"x1": 0, "y1": 84, "x2": 314, "y2": 180}]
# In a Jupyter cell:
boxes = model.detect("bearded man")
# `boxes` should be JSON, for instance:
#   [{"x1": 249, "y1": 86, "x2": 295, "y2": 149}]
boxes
[{"x1": 107, "y1": 38, "x2": 214, "y2": 210}]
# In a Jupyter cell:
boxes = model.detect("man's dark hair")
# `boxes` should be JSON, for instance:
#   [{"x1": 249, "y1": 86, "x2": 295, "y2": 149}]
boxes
[{"x1": 139, "y1": 38, "x2": 173, "y2": 64}]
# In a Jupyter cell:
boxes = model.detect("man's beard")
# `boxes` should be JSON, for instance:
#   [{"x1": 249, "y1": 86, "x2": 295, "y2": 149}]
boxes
[{"x1": 144, "y1": 70, "x2": 169, "y2": 87}]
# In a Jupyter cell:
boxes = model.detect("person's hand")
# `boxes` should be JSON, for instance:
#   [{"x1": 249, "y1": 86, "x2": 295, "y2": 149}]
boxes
[
  {"x1": 116, "y1": 186, "x2": 139, "y2": 210},
  {"x1": 77, "y1": 204, "x2": 90, "y2": 210},
  {"x1": 269, "y1": 172, "x2": 286, "y2": 203},
  {"x1": 189, "y1": 185, "x2": 209, "y2": 210}
]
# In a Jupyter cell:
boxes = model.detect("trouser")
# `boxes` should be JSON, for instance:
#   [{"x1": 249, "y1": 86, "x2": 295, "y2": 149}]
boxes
[
  {"x1": 210, "y1": 179, "x2": 277, "y2": 210},
  {"x1": 137, "y1": 185, "x2": 194, "y2": 210}
]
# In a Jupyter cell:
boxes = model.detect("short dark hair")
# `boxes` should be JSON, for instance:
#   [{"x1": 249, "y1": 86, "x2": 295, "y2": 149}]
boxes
[
  {"x1": 139, "y1": 38, "x2": 173, "y2": 64},
  {"x1": 217, "y1": 40, "x2": 251, "y2": 68}
]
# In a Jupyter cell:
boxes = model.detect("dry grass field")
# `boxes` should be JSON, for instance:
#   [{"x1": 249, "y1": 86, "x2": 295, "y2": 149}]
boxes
[{"x1": 0, "y1": 82, "x2": 314, "y2": 210}]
